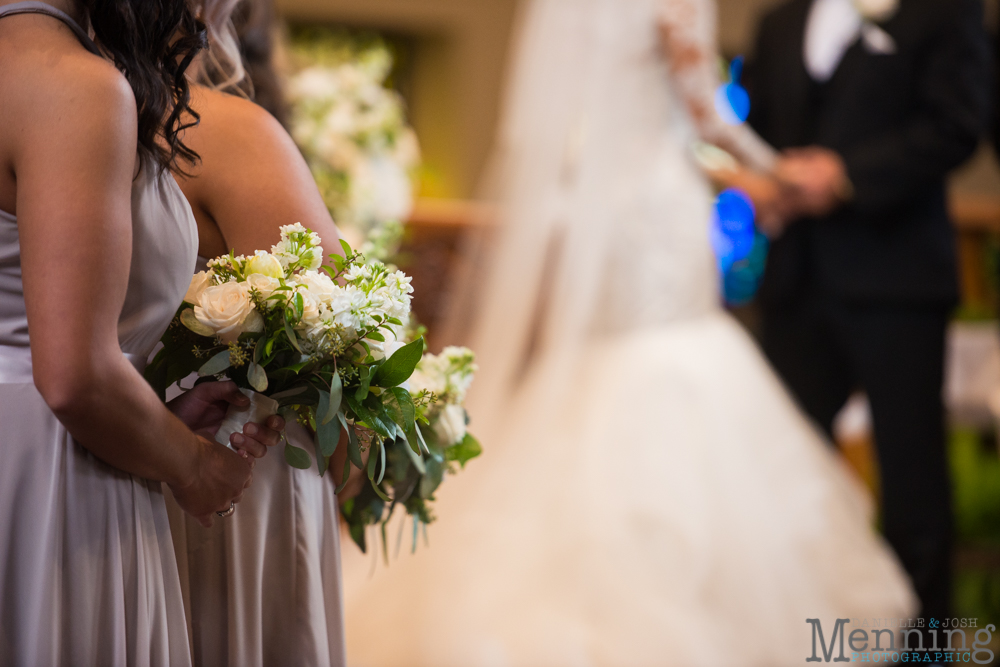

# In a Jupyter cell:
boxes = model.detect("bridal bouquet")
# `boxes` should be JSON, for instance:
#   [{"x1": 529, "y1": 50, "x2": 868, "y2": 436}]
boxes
[
  {"x1": 287, "y1": 38, "x2": 419, "y2": 261},
  {"x1": 341, "y1": 345, "x2": 481, "y2": 555},
  {"x1": 146, "y1": 224, "x2": 433, "y2": 497}
]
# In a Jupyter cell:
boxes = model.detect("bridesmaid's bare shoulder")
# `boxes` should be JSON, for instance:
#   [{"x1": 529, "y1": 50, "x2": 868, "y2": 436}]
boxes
[
  {"x1": 0, "y1": 12, "x2": 133, "y2": 112},
  {"x1": 0, "y1": 12, "x2": 136, "y2": 213}
]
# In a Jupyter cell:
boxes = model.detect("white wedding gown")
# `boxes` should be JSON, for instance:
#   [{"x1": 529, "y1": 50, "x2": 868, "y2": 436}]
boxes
[{"x1": 342, "y1": 0, "x2": 916, "y2": 665}]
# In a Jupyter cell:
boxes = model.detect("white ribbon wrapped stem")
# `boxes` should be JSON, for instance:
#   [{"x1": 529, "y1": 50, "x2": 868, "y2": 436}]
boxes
[{"x1": 215, "y1": 387, "x2": 281, "y2": 449}]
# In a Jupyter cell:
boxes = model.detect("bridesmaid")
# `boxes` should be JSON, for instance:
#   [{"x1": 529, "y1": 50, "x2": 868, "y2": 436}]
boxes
[
  {"x1": 162, "y1": 1, "x2": 356, "y2": 664},
  {"x1": 0, "y1": 1, "x2": 282, "y2": 664}
]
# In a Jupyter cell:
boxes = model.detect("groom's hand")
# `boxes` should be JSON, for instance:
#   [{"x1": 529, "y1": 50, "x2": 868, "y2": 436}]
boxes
[{"x1": 776, "y1": 147, "x2": 853, "y2": 218}]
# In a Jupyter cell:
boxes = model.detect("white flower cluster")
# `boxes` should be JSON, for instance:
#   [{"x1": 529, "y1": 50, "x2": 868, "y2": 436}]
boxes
[
  {"x1": 181, "y1": 224, "x2": 414, "y2": 354},
  {"x1": 409, "y1": 347, "x2": 477, "y2": 446},
  {"x1": 295, "y1": 261, "x2": 413, "y2": 357},
  {"x1": 287, "y1": 44, "x2": 420, "y2": 260}
]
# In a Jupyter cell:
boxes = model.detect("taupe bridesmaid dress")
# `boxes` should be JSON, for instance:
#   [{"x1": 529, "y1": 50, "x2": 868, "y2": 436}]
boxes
[
  {"x1": 0, "y1": 4, "x2": 198, "y2": 664},
  {"x1": 167, "y1": 424, "x2": 347, "y2": 667}
]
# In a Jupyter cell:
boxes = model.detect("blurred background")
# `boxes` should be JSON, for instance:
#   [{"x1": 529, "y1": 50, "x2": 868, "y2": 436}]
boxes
[{"x1": 247, "y1": 0, "x2": 1000, "y2": 650}]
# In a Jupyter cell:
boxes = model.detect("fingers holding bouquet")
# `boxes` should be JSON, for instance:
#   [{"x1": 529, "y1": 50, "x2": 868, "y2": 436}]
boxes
[{"x1": 168, "y1": 380, "x2": 285, "y2": 461}]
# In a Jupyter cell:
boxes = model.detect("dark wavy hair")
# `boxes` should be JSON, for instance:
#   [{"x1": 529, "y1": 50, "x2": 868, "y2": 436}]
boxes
[{"x1": 84, "y1": 0, "x2": 207, "y2": 172}]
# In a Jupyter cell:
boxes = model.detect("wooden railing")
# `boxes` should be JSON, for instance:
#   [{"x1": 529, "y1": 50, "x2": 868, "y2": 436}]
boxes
[
  {"x1": 401, "y1": 193, "x2": 1000, "y2": 338},
  {"x1": 952, "y1": 192, "x2": 1000, "y2": 317}
]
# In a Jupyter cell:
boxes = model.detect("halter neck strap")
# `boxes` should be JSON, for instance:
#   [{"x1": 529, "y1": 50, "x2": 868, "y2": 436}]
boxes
[{"x1": 0, "y1": 2, "x2": 100, "y2": 56}]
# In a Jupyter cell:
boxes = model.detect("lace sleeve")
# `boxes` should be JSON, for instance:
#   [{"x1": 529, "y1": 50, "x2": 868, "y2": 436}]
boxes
[{"x1": 658, "y1": 0, "x2": 777, "y2": 173}]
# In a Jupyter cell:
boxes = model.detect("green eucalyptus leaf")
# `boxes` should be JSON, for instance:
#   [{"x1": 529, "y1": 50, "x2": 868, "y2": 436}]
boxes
[
  {"x1": 270, "y1": 386, "x2": 307, "y2": 402},
  {"x1": 414, "y1": 422, "x2": 430, "y2": 455},
  {"x1": 247, "y1": 362, "x2": 268, "y2": 392},
  {"x1": 282, "y1": 312, "x2": 302, "y2": 353},
  {"x1": 334, "y1": 456, "x2": 351, "y2": 494},
  {"x1": 366, "y1": 438, "x2": 379, "y2": 480},
  {"x1": 376, "y1": 437, "x2": 386, "y2": 485},
  {"x1": 370, "y1": 477, "x2": 390, "y2": 502},
  {"x1": 328, "y1": 372, "x2": 343, "y2": 422},
  {"x1": 313, "y1": 434, "x2": 329, "y2": 477},
  {"x1": 317, "y1": 389, "x2": 336, "y2": 430},
  {"x1": 198, "y1": 350, "x2": 231, "y2": 377},
  {"x1": 317, "y1": 409, "x2": 341, "y2": 458},
  {"x1": 283, "y1": 443, "x2": 312, "y2": 470},
  {"x1": 400, "y1": 428, "x2": 426, "y2": 475},
  {"x1": 354, "y1": 365, "x2": 371, "y2": 402},
  {"x1": 180, "y1": 308, "x2": 215, "y2": 337},
  {"x1": 371, "y1": 338, "x2": 424, "y2": 388}
]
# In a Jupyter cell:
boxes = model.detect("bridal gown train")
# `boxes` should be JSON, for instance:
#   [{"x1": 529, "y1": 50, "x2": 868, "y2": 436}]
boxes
[
  {"x1": 0, "y1": 7, "x2": 198, "y2": 664},
  {"x1": 342, "y1": 0, "x2": 917, "y2": 665}
]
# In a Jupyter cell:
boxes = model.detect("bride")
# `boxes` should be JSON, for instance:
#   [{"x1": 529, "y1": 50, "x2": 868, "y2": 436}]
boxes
[{"x1": 343, "y1": 0, "x2": 916, "y2": 664}]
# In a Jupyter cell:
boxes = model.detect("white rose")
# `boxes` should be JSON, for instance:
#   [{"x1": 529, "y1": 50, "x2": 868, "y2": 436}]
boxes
[
  {"x1": 246, "y1": 251, "x2": 284, "y2": 279},
  {"x1": 194, "y1": 281, "x2": 259, "y2": 344},
  {"x1": 246, "y1": 272, "x2": 281, "y2": 300},
  {"x1": 185, "y1": 271, "x2": 213, "y2": 305},
  {"x1": 433, "y1": 404, "x2": 467, "y2": 446},
  {"x1": 853, "y1": 0, "x2": 898, "y2": 22},
  {"x1": 297, "y1": 271, "x2": 338, "y2": 303}
]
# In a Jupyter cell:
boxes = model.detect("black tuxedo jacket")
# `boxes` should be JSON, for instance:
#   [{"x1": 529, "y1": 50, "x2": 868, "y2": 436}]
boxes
[{"x1": 747, "y1": 0, "x2": 993, "y2": 307}]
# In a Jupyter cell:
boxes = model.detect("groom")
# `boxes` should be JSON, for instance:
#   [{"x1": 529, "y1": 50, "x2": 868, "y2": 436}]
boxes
[{"x1": 746, "y1": 0, "x2": 992, "y2": 624}]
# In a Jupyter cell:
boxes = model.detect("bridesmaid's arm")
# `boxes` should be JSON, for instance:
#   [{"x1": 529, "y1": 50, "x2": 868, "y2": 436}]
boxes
[{"x1": 12, "y1": 53, "x2": 250, "y2": 526}]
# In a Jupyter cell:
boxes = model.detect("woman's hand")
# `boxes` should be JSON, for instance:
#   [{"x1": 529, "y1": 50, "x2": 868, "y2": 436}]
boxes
[
  {"x1": 168, "y1": 380, "x2": 285, "y2": 459},
  {"x1": 168, "y1": 435, "x2": 254, "y2": 528}
]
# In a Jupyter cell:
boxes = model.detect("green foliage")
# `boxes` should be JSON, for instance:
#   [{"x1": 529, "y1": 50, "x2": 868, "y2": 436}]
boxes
[
  {"x1": 372, "y1": 338, "x2": 424, "y2": 388},
  {"x1": 951, "y1": 428, "x2": 1000, "y2": 546},
  {"x1": 446, "y1": 433, "x2": 483, "y2": 469},
  {"x1": 284, "y1": 443, "x2": 312, "y2": 470}
]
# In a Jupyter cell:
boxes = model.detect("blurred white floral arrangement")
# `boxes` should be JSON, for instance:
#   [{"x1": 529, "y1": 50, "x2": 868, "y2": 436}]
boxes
[{"x1": 287, "y1": 33, "x2": 420, "y2": 262}]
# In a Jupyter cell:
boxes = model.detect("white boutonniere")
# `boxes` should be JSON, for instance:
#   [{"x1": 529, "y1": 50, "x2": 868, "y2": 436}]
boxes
[
  {"x1": 860, "y1": 22, "x2": 897, "y2": 54},
  {"x1": 852, "y1": 0, "x2": 899, "y2": 23}
]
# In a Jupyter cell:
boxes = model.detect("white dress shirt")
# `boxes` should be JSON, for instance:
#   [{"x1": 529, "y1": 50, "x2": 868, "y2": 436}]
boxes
[{"x1": 803, "y1": 0, "x2": 863, "y2": 81}]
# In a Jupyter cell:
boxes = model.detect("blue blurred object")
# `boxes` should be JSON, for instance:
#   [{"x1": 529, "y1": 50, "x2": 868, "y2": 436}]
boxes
[
  {"x1": 723, "y1": 232, "x2": 769, "y2": 306},
  {"x1": 710, "y1": 187, "x2": 769, "y2": 305},
  {"x1": 715, "y1": 56, "x2": 750, "y2": 125},
  {"x1": 710, "y1": 188, "x2": 755, "y2": 270}
]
